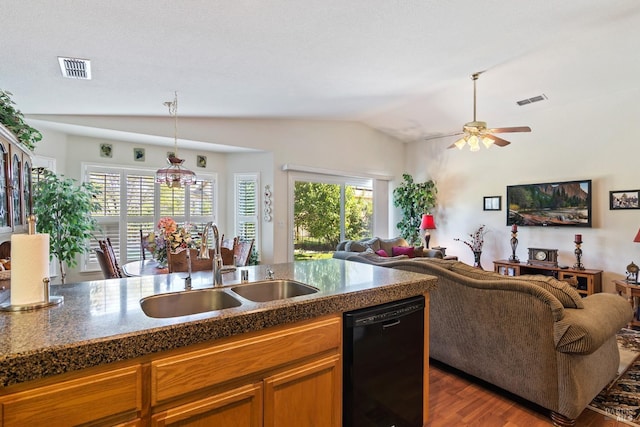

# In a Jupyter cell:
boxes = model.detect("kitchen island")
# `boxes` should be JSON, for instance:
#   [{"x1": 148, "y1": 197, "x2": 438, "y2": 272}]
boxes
[{"x1": 0, "y1": 259, "x2": 437, "y2": 426}]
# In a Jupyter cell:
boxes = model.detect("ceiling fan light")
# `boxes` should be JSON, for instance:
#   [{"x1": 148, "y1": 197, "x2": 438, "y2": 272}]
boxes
[
  {"x1": 482, "y1": 136, "x2": 494, "y2": 148},
  {"x1": 454, "y1": 136, "x2": 467, "y2": 149},
  {"x1": 468, "y1": 135, "x2": 480, "y2": 152}
]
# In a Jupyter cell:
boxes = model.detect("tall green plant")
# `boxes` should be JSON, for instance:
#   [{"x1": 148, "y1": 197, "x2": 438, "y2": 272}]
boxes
[
  {"x1": 392, "y1": 173, "x2": 437, "y2": 245},
  {"x1": 33, "y1": 170, "x2": 101, "y2": 284},
  {"x1": 0, "y1": 90, "x2": 42, "y2": 151}
]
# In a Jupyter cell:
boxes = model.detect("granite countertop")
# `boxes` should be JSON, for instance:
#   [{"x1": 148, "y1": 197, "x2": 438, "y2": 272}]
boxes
[{"x1": 0, "y1": 259, "x2": 437, "y2": 388}]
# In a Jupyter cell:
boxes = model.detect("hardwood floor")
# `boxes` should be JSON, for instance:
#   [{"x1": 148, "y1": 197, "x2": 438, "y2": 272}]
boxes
[{"x1": 426, "y1": 360, "x2": 628, "y2": 427}]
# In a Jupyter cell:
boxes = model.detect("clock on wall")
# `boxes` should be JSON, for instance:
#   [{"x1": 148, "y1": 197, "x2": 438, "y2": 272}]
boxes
[{"x1": 527, "y1": 248, "x2": 559, "y2": 267}]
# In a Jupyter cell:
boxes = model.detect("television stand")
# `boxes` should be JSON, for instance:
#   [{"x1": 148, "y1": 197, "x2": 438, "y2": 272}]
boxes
[{"x1": 493, "y1": 259, "x2": 602, "y2": 297}]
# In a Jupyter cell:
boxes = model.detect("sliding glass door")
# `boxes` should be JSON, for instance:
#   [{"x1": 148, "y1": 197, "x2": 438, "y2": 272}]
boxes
[{"x1": 293, "y1": 175, "x2": 373, "y2": 260}]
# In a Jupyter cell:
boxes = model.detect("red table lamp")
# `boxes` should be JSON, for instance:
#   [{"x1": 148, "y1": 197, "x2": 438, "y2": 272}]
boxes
[
  {"x1": 634, "y1": 228, "x2": 640, "y2": 244},
  {"x1": 419, "y1": 214, "x2": 436, "y2": 248}
]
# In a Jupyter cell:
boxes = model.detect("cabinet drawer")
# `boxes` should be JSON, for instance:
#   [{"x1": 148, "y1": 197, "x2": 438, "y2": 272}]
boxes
[
  {"x1": 0, "y1": 365, "x2": 142, "y2": 427},
  {"x1": 151, "y1": 315, "x2": 340, "y2": 405}
]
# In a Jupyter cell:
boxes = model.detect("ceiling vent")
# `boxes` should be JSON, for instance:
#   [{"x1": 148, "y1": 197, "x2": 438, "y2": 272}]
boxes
[
  {"x1": 517, "y1": 94, "x2": 547, "y2": 106},
  {"x1": 58, "y1": 57, "x2": 92, "y2": 80}
]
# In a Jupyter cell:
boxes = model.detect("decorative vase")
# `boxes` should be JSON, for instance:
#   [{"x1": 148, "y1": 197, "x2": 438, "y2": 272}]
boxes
[{"x1": 473, "y1": 251, "x2": 483, "y2": 269}]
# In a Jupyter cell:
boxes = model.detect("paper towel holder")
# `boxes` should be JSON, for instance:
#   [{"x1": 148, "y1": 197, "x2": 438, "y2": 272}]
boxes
[{"x1": 0, "y1": 277, "x2": 64, "y2": 312}]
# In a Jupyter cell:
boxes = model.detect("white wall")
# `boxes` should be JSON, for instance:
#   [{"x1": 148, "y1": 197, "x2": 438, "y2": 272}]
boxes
[
  {"x1": 35, "y1": 118, "x2": 406, "y2": 281},
  {"x1": 406, "y1": 89, "x2": 640, "y2": 292}
]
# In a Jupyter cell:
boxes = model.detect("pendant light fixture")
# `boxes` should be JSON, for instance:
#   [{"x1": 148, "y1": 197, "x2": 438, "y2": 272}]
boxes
[{"x1": 155, "y1": 91, "x2": 197, "y2": 188}]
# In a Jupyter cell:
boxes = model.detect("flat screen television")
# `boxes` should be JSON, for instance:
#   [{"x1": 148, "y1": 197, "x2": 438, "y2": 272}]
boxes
[{"x1": 506, "y1": 179, "x2": 592, "y2": 227}]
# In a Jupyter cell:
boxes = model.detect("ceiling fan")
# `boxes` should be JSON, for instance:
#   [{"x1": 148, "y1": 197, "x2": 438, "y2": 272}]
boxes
[{"x1": 427, "y1": 72, "x2": 531, "y2": 151}]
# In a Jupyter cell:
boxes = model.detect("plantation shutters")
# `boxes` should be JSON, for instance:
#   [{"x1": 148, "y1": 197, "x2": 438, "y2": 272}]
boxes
[
  {"x1": 235, "y1": 174, "x2": 258, "y2": 244},
  {"x1": 83, "y1": 165, "x2": 217, "y2": 272},
  {"x1": 126, "y1": 174, "x2": 155, "y2": 261}
]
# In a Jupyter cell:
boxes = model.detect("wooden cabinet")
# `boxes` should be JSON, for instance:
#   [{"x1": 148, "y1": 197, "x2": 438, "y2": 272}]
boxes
[
  {"x1": 0, "y1": 315, "x2": 342, "y2": 427},
  {"x1": 151, "y1": 314, "x2": 341, "y2": 426},
  {"x1": 151, "y1": 383, "x2": 263, "y2": 427},
  {"x1": 613, "y1": 279, "x2": 640, "y2": 328},
  {"x1": 0, "y1": 365, "x2": 143, "y2": 427},
  {"x1": 264, "y1": 354, "x2": 341, "y2": 427},
  {"x1": 493, "y1": 259, "x2": 602, "y2": 296},
  {"x1": 0, "y1": 123, "x2": 33, "y2": 239}
]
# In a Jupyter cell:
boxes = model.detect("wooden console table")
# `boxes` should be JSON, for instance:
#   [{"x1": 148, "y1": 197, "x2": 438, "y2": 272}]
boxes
[
  {"x1": 613, "y1": 279, "x2": 640, "y2": 328},
  {"x1": 493, "y1": 260, "x2": 602, "y2": 297}
]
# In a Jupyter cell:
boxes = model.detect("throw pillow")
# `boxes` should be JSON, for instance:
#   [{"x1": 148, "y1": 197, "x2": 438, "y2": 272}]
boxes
[
  {"x1": 392, "y1": 246, "x2": 415, "y2": 258},
  {"x1": 375, "y1": 249, "x2": 389, "y2": 257}
]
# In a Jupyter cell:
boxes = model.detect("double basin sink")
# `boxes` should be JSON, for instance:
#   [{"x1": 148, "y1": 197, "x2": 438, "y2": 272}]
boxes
[{"x1": 140, "y1": 279, "x2": 319, "y2": 318}]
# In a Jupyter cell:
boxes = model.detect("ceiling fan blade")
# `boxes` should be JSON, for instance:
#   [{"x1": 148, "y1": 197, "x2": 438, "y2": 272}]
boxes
[
  {"x1": 423, "y1": 131, "x2": 464, "y2": 141},
  {"x1": 487, "y1": 126, "x2": 531, "y2": 134},
  {"x1": 485, "y1": 134, "x2": 511, "y2": 147}
]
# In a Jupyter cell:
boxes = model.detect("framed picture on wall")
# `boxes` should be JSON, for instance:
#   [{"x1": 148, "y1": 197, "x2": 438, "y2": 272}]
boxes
[
  {"x1": 197, "y1": 155, "x2": 207, "y2": 168},
  {"x1": 133, "y1": 148, "x2": 145, "y2": 162},
  {"x1": 100, "y1": 143, "x2": 113, "y2": 158},
  {"x1": 609, "y1": 190, "x2": 640, "y2": 210},
  {"x1": 483, "y1": 196, "x2": 501, "y2": 211}
]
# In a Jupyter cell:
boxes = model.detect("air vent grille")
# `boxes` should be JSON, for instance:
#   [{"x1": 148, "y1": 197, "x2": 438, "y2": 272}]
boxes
[
  {"x1": 58, "y1": 57, "x2": 92, "y2": 80},
  {"x1": 517, "y1": 94, "x2": 547, "y2": 106}
]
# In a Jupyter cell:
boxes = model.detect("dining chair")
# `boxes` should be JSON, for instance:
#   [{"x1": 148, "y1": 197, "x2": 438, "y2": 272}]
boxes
[
  {"x1": 95, "y1": 247, "x2": 120, "y2": 279},
  {"x1": 98, "y1": 239, "x2": 123, "y2": 278},
  {"x1": 167, "y1": 248, "x2": 215, "y2": 273},
  {"x1": 234, "y1": 239, "x2": 255, "y2": 267},
  {"x1": 139, "y1": 229, "x2": 147, "y2": 261}
]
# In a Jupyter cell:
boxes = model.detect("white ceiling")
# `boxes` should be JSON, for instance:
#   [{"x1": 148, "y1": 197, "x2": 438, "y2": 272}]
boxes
[{"x1": 3, "y1": 0, "x2": 640, "y2": 150}]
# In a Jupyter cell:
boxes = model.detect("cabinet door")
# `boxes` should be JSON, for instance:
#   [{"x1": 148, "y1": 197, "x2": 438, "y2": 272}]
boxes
[
  {"x1": 0, "y1": 365, "x2": 142, "y2": 427},
  {"x1": 263, "y1": 355, "x2": 341, "y2": 427},
  {"x1": 151, "y1": 383, "x2": 262, "y2": 427}
]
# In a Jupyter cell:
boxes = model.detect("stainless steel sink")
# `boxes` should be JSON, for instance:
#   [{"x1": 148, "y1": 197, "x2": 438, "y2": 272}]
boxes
[
  {"x1": 231, "y1": 279, "x2": 319, "y2": 302},
  {"x1": 140, "y1": 289, "x2": 241, "y2": 318}
]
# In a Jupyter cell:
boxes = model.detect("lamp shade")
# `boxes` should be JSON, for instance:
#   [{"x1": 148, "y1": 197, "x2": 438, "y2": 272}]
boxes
[
  {"x1": 634, "y1": 228, "x2": 640, "y2": 243},
  {"x1": 420, "y1": 214, "x2": 436, "y2": 230},
  {"x1": 155, "y1": 156, "x2": 197, "y2": 188}
]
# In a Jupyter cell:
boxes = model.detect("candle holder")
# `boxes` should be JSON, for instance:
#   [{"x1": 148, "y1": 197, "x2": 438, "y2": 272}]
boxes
[
  {"x1": 509, "y1": 230, "x2": 519, "y2": 263},
  {"x1": 573, "y1": 241, "x2": 585, "y2": 270}
]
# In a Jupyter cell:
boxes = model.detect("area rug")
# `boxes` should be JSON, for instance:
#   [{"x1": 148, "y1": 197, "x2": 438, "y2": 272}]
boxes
[{"x1": 588, "y1": 328, "x2": 640, "y2": 426}]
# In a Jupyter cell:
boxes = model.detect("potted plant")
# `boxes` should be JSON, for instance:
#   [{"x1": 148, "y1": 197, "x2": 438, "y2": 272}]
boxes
[
  {"x1": 33, "y1": 169, "x2": 101, "y2": 284},
  {"x1": 392, "y1": 173, "x2": 437, "y2": 245},
  {"x1": 0, "y1": 90, "x2": 42, "y2": 151}
]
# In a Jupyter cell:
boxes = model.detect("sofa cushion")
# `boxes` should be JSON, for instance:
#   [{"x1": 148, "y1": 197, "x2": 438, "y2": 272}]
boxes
[
  {"x1": 345, "y1": 238, "x2": 381, "y2": 253},
  {"x1": 392, "y1": 246, "x2": 415, "y2": 257},
  {"x1": 378, "y1": 237, "x2": 408, "y2": 255},
  {"x1": 449, "y1": 262, "x2": 584, "y2": 309},
  {"x1": 375, "y1": 249, "x2": 389, "y2": 257},
  {"x1": 517, "y1": 275, "x2": 584, "y2": 309}
]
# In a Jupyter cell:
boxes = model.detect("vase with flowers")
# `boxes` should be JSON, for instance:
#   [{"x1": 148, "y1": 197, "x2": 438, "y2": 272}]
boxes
[
  {"x1": 454, "y1": 224, "x2": 487, "y2": 269},
  {"x1": 144, "y1": 217, "x2": 197, "y2": 268}
]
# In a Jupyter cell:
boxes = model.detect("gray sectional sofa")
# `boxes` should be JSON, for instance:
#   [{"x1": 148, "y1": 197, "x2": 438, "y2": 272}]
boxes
[
  {"x1": 333, "y1": 236, "x2": 444, "y2": 262},
  {"x1": 346, "y1": 256, "x2": 633, "y2": 426}
]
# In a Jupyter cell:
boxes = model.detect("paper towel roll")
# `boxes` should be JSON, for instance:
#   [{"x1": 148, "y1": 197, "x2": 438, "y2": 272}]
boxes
[{"x1": 10, "y1": 233, "x2": 50, "y2": 305}]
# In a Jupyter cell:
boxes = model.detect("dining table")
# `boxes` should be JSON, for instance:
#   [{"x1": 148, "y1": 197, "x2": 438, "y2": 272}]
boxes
[{"x1": 121, "y1": 259, "x2": 169, "y2": 277}]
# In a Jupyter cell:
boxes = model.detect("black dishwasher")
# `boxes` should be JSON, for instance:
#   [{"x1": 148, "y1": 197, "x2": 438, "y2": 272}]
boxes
[{"x1": 343, "y1": 295, "x2": 424, "y2": 427}]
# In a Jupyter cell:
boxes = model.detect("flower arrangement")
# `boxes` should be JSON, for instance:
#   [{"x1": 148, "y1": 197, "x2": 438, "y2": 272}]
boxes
[
  {"x1": 454, "y1": 224, "x2": 487, "y2": 252},
  {"x1": 144, "y1": 217, "x2": 197, "y2": 266}
]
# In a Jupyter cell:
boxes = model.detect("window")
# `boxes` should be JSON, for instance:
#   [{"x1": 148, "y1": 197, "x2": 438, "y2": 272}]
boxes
[
  {"x1": 84, "y1": 165, "x2": 217, "y2": 271},
  {"x1": 234, "y1": 173, "x2": 259, "y2": 245},
  {"x1": 290, "y1": 173, "x2": 373, "y2": 260}
]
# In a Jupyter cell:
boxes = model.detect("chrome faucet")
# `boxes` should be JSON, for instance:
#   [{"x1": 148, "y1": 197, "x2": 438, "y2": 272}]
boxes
[{"x1": 198, "y1": 222, "x2": 223, "y2": 286}]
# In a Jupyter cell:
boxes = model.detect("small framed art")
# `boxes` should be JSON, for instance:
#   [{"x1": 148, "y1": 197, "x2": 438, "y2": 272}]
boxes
[
  {"x1": 197, "y1": 155, "x2": 207, "y2": 168},
  {"x1": 133, "y1": 148, "x2": 145, "y2": 162},
  {"x1": 610, "y1": 190, "x2": 640, "y2": 210},
  {"x1": 483, "y1": 196, "x2": 501, "y2": 211},
  {"x1": 100, "y1": 143, "x2": 113, "y2": 158}
]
